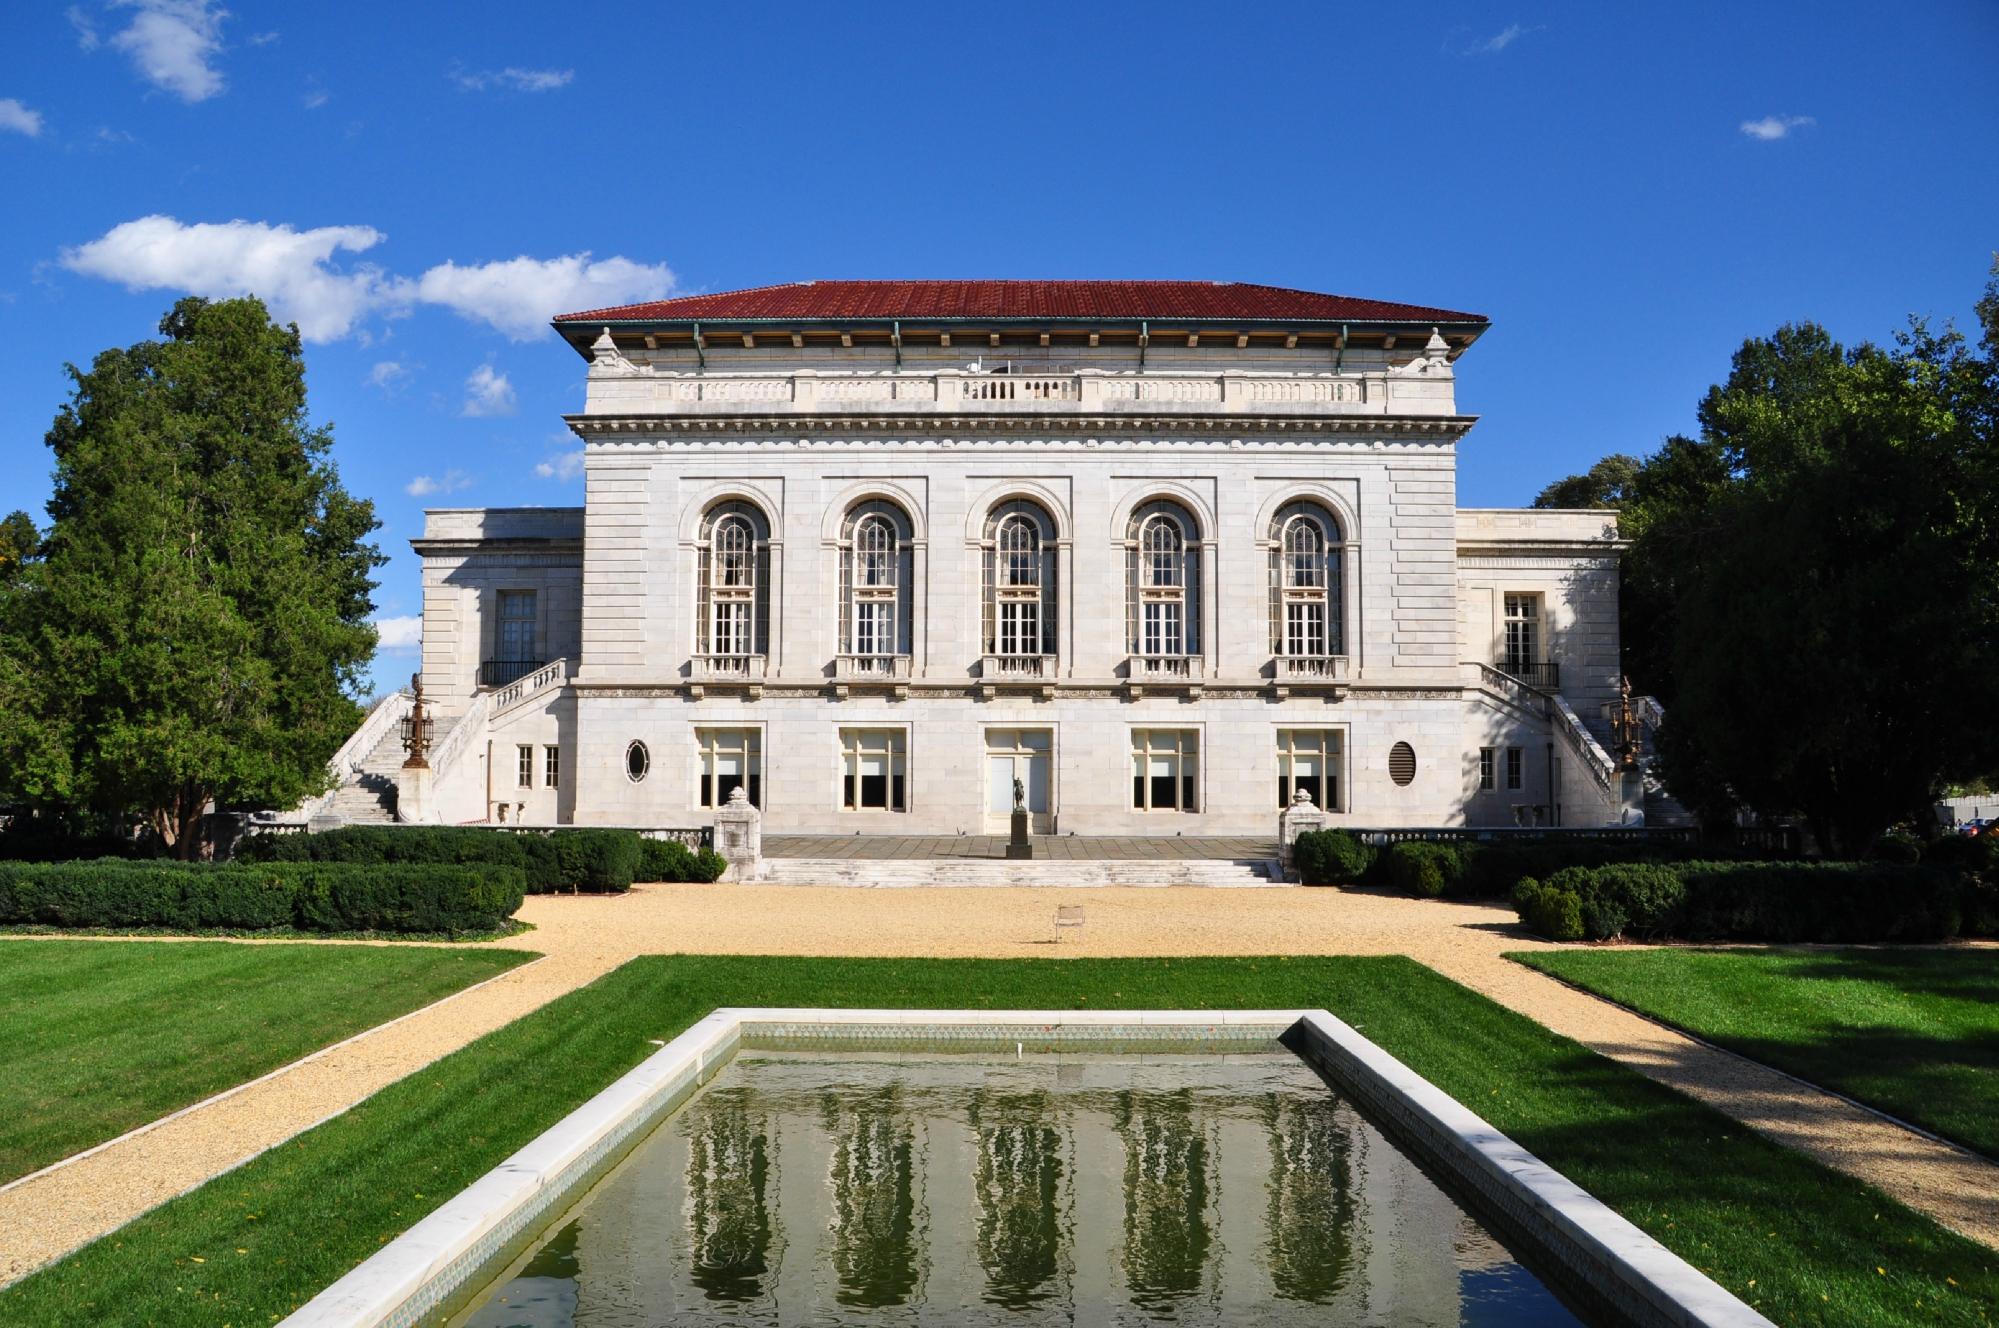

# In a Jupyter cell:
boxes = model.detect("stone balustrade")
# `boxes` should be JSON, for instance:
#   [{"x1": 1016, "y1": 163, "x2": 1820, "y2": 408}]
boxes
[{"x1": 582, "y1": 367, "x2": 1459, "y2": 418}]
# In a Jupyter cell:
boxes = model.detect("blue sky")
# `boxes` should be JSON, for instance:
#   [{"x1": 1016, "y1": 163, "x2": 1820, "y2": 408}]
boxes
[{"x1": 2, "y1": 2, "x2": 1995, "y2": 688}]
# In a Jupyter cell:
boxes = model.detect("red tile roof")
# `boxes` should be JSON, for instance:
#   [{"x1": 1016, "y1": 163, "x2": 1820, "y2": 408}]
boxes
[{"x1": 556, "y1": 280, "x2": 1486, "y2": 327}]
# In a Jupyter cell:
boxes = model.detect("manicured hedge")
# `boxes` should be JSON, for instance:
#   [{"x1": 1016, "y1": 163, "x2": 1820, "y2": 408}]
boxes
[
  {"x1": 238, "y1": 825, "x2": 685, "y2": 894},
  {"x1": 1296, "y1": 832, "x2": 1698, "y2": 899},
  {"x1": 1291, "y1": 829, "x2": 1376, "y2": 885},
  {"x1": 0, "y1": 859, "x2": 523, "y2": 935},
  {"x1": 636, "y1": 837, "x2": 727, "y2": 884},
  {"x1": 1511, "y1": 859, "x2": 1998, "y2": 944}
]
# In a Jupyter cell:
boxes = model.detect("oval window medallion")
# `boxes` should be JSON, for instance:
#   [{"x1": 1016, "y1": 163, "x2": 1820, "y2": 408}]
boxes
[
  {"x1": 1388, "y1": 742, "x2": 1416, "y2": 786},
  {"x1": 626, "y1": 740, "x2": 650, "y2": 783}
]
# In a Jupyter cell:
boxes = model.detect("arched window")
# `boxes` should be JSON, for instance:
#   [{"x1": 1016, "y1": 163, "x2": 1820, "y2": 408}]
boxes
[
  {"x1": 697, "y1": 500, "x2": 770, "y2": 661},
  {"x1": 838, "y1": 500, "x2": 913, "y2": 661},
  {"x1": 981, "y1": 499, "x2": 1058, "y2": 659},
  {"x1": 1268, "y1": 501, "x2": 1343, "y2": 658},
  {"x1": 1125, "y1": 500, "x2": 1201, "y2": 657}
]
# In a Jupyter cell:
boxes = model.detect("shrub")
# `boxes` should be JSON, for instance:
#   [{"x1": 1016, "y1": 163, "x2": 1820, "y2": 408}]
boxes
[
  {"x1": 0, "y1": 859, "x2": 521, "y2": 935},
  {"x1": 1291, "y1": 830, "x2": 1375, "y2": 885},
  {"x1": 1509, "y1": 857, "x2": 1992, "y2": 944},
  {"x1": 636, "y1": 837, "x2": 727, "y2": 884},
  {"x1": 1921, "y1": 833, "x2": 1996, "y2": 874},
  {"x1": 236, "y1": 824, "x2": 658, "y2": 893},
  {"x1": 1541, "y1": 862, "x2": 1687, "y2": 940},
  {"x1": 1456, "y1": 838, "x2": 1697, "y2": 899},
  {"x1": 1512, "y1": 877, "x2": 1584, "y2": 941},
  {"x1": 1870, "y1": 831, "x2": 1924, "y2": 864},
  {"x1": 1382, "y1": 841, "x2": 1467, "y2": 898},
  {"x1": 1675, "y1": 861, "x2": 1968, "y2": 943},
  {"x1": 548, "y1": 829, "x2": 642, "y2": 893}
]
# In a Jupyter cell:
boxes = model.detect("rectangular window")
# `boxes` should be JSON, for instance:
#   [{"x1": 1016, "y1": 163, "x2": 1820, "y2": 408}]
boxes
[
  {"x1": 841, "y1": 729, "x2": 907, "y2": 812},
  {"x1": 698, "y1": 728, "x2": 762, "y2": 808},
  {"x1": 1141, "y1": 599, "x2": 1183, "y2": 656},
  {"x1": 544, "y1": 745, "x2": 560, "y2": 789},
  {"x1": 711, "y1": 600, "x2": 753, "y2": 657},
  {"x1": 1479, "y1": 747, "x2": 1495, "y2": 792},
  {"x1": 998, "y1": 599, "x2": 1040, "y2": 657},
  {"x1": 497, "y1": 590, "x2": 537, "y2": 663},
  {"x1": 1131, "y1": 729, "x2": 1199, "y2": 812},
  {"x1": 517, "y1": 744, "x2": 534, "y2": 789},
  {"x1": 1506, "y1": 746, "x2": 1524, "y2": 791},
  {"x1": 1503, "y1": 594, "x2": 1540, "y2": 671},
  {"x1": 1277, "y1": 729, "x2": 1343, "y2": 811},
  {"x1": 1284, "y1": 601, "x2": 1325, "y2": 658}
]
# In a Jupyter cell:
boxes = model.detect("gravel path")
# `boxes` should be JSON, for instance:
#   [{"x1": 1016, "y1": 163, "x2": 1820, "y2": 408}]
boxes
[{"x1": 2, "y1": 883, "x2": 1993, "y2": 1285}]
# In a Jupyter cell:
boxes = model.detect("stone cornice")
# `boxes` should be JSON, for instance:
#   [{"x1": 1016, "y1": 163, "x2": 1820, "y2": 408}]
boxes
[{"x1": 565, "y1": 412, "x2": 1476, "y2": 447}]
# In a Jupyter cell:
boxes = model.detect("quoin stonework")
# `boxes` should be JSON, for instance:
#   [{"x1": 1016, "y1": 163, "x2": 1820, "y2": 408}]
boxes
[{"x1": 370, "y1": 280, "x2": 1634, "y2": 836}]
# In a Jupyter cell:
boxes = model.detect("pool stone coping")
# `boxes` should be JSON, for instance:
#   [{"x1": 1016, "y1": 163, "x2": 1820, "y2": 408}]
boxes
[{"x1": 281, "y1": 1007, "x2": 1774, "y2": 1328}]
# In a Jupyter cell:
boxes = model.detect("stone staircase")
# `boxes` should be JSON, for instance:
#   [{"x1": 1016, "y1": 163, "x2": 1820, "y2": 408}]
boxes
[
  {"x1": 1642, "y1": 771, "x2": 1697, "y2": 829},
  {"x1": 316, "y1": 725, "x2": 407, "y2": 827},
  {"x1": 757, "y1": 857, "x2": 1283, "y2": 887}
]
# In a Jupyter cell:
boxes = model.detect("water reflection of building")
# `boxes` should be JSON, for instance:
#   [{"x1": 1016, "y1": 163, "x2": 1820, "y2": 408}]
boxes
[
  {"x1": 682, "y1": 1087, "x2": 776, "y2": 1303},
  {"x1": 1262, "y1": 1093, "x2": 1361, "y2": 1303},
  {"x1": 1114, "y1": 1088, "x2": 1214, "y2": 1311},
  {"x1": 820, "y1": 1085, "x2": 923, "y2": 1308},
  {"x1": 967, "y1": 1089, "x2": 1070, "y2": 1309}
]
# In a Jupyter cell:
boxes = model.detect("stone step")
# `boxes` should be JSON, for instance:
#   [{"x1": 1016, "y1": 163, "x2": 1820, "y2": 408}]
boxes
[{"x1": 757, "y1": 858, "x2": 1283, "y2": 887}]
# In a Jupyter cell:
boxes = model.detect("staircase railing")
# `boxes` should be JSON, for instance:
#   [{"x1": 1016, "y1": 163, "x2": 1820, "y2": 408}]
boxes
[
  {"x1": 428, "y1": 692, "x2": 491, "y2": 790},
  {"x1": 288, "y1": 689, "x2": 411, "y2": 824},
  {"x1": 1551, "y1": 692, "x2": 1620, "y2": 801},
  {"x1": 491, "y1": 658, "x2": 571, "y2": 718}
]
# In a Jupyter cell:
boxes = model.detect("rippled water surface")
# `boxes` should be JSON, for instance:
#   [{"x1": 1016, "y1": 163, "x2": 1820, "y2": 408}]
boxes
[{"x1": 461, "y1": 1050, "x2": 1584, "y2": 1326}]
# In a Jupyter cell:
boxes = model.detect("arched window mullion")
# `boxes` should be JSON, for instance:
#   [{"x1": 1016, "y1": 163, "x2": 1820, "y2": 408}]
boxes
[{"x1": 982, "y1": 499, "x2": 1059, "y2": 674}]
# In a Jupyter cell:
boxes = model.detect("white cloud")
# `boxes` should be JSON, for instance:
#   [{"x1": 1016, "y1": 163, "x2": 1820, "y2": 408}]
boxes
[
  {"x1": 405, "y1": 468, "x2": 471, "y2": 497},
  {"x1": 59, "y1": 215, "x2": 406, "y2": 342},
  {"x1": 109, "y1": 0, "x2": 229, "y2": 103},
  {"x1": 0, "y1": 99, "x2": 43, "y2": 137},
  {"x1": 1464, "y1": 23, "x2": 1540, "y2": 54},
  {"x1": 302, "y1": 86, "x2": 329, "y2": 110},
  {"x1": 461, "y1": 364, "x2": 515, "y2": 417},
  {"x1": 368, "y1": 359, "x2": 410, "y2": 391},
  {"x1": 535, "y1": 449, "x2": 584, "y2": 481},
  {"x1": 415, "y1": 253, "x2": 674, "y2": 340},
  {"x1": 68, "y1": 6, "x2": 100, "y2": 50},
  {"x1": 451, "y1": 66, "x2": 573, "y2": 93},
  {"x1": 247, "y1": 30, "x2": 278, "y2": 46},
  {"x1": 373, "y1": 615, "x2": 421, "y2": 650},
  {"x1": 1740, "y1": 114, "x2": 1815, "y2": 141},
  {"x1": 61, "y1": 214, "x2": 673, "y2": 344}
]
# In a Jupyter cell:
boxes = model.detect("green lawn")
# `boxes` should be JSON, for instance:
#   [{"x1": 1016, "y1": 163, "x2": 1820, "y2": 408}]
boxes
[
  {"x1": 1513, "y1": 946, "x2": 1999, "y2": 1159},
  {"x1": 4, "y1": 955, "x2": 1996, "y2": 1327},
  {"x1": 0, "y1": 939, "x2": 533, "y2": 1183}
]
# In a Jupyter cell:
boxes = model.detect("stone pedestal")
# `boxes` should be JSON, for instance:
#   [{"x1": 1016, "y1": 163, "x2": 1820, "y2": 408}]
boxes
[
  {"x1": 713, "y1": 786, "x2": 763, "y2": 882},
  {"x1": 1005, "y1": 809, "x2": 1034, "y2": 860},
  {"x1": 1277, "y1": 789, "x2": 1326, "y2": 882},
  {"x1": 396, "y1": 764, "x2": 441, "y2": 825}
]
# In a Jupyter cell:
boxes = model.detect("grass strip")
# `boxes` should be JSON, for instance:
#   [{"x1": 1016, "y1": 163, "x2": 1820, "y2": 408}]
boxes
[
  {"x1": 1512, "y1": 945, "x2": 1999, "y2": 1159},
  {"x1": 3, "y1": 955, "x2": 1995, "y2": 1327},
  {"x1": 0, "y1": 939, "x2": 533, "y2": 1183}
]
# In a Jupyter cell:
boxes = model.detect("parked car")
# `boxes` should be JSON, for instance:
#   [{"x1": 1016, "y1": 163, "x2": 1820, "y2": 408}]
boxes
[{"x1": 1961, "y1": 818, "x2": 1993, "y2": 837}]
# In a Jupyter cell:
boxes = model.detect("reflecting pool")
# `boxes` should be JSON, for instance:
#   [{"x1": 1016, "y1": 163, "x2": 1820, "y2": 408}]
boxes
[{"x1": 460, "y1": 1049, "x2": 1584, "y2": 1326}]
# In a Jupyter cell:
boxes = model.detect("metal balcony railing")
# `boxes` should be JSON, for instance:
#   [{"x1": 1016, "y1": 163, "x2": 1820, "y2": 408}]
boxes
[
  {"x1": 478, "y1": 659, "x2": 545, "y2": 689},
  {"x1": 1501, "y1": 659, "x2": 1560, "y2": 690}
]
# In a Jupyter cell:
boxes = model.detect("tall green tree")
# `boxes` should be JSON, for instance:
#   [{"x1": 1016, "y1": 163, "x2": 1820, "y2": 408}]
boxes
[
  {"x1": 1531, "y1": 453, "x2": 1643, "y2": 510},
  {"x1": 0, "y1": 511, "x2": 37, "y2": 583},
  {"x1": 0, "y1": 297, "x2": 383, "y2": 855},
  {"x1": 1621, "y1": 262, "x2": 1999, "y2": 852}
]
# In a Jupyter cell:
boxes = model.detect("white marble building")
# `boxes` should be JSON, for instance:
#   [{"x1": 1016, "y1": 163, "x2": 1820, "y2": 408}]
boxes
[{"x1": 397, "y1": 281, "x2": 1635, "y2": 836}]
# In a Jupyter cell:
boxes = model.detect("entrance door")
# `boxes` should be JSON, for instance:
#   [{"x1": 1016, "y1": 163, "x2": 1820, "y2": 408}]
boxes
[{"x1": 985, "y1": 728, "x2": 1053, "y2": 833}]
